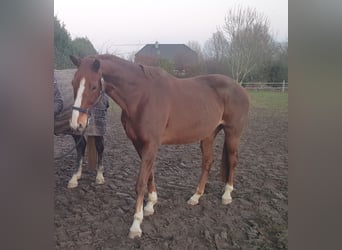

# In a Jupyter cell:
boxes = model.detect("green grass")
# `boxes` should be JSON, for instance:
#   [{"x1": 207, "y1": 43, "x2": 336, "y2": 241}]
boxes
[{"x1": 248, "y1": 90, "x2": 288, "y2": 111}]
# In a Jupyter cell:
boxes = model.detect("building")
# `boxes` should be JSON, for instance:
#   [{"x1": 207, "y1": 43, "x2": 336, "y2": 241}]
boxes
[{"x1": 135, "y1": 42, "x2": 198, "y2": 75}]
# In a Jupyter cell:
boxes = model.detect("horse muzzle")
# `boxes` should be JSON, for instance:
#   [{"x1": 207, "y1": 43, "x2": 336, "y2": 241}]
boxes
[{"x1": 70, "y1": 107, "x2": 90, "y2": 132}]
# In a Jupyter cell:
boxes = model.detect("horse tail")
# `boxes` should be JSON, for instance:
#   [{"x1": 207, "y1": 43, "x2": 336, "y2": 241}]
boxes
[
  {"x1": 220, "y1": 134, "x2": 230, "y2": 182},
  {"x1": 87, "y1": 136, "x2": 97, "y2": 171}
]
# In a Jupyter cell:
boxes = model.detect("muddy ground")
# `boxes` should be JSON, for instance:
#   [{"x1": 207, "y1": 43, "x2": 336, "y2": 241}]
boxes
[{"x1": 54, "y1": 70, "x2": 288, "y2": 249}]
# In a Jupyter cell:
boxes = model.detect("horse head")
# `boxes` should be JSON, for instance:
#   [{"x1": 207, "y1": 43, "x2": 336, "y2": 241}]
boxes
[{"x1": 69, "y1": 55, "x2": 103, "y2": 132}]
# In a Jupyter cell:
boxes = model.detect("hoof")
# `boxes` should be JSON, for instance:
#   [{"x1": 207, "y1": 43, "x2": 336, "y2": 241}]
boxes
[
  {"x1": 222, "y1": 197, "x2": 232, "y2": 205},
  {"x1": 67, "y1": 180, "x2": 78, "y2": 189},
  {"x1": 187, "y1": 197, "x2": 199, "y2": 206},
  {"x1": 95, "y1": 177, "x2": 105, "y2": 185},
  {"x1": 144, "y1": 207, "x2": 154, "y2": 216},
  {"x1": 128, "y1": 230, "x2": 142, "y2": 239}
]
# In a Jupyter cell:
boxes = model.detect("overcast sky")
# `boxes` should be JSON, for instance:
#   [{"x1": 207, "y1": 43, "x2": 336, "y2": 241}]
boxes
[{"x1": 54, "y1": 0, "x2": 288, "y2": 57}]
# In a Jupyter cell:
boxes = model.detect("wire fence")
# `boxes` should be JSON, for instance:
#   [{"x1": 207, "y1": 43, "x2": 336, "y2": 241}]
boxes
[{"x1": 242, "y1": 81, "x2": 288, "y2": 92}]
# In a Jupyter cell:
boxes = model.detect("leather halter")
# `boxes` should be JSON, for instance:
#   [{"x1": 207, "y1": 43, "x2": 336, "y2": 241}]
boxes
[{"x1": 72, "y1": 77, "x2": 105, "y2": 116}]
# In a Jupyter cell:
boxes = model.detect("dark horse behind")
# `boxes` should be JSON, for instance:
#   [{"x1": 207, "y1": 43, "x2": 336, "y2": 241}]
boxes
[
  {"x1": 54, "y1": 70, "x2": 109, "y2": 188},
  {"x1": 69, "y1": 54, "x2": 249, "y2": 238}
]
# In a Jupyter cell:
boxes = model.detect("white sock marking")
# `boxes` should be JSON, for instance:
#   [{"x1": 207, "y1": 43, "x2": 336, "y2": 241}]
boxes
[
  {"x1": 188, "y1": 193, "x2": 202, "y2": 205},
  {"x1": 95, "y1": 169, "x2": 105, "y2": 184},
  {"x1": 144, "y1": 191, "x2": 158, "y2": 215},
  {"x1": 222, "y1": 184, "x2": 234, "y2": 204},
  {"x1": 130, "y1": 207, "x2": 143, "y2": 235},
  {"x1": 68, "y1": 164, "x2": 83, "y2": 188}
]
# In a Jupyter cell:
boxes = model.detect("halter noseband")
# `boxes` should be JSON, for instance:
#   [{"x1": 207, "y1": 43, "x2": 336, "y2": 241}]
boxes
[
  {"x1": 71, "y1": 106, "x2": 91, "y2": 115},
  {"x1": 72, "y1": 77, "x2": 105, "y2": 116}
]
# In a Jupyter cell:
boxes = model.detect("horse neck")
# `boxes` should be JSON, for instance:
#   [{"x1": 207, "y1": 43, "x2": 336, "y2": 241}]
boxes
[{"x1": 101, "y1": 58, "x2": 146, "y2": 115}]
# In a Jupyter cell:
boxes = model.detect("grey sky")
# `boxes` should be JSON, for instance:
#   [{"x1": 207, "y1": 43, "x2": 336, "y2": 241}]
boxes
[{"x1": 54, "y1": 0, "x2": 288, "y2": 57}]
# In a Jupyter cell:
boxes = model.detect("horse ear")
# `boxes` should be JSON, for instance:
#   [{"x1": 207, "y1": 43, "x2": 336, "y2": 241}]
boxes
[
  {"x1": 70, "y1": 55, "x2": 81, "y2": 67},
  {"x1": 92, "y1": 59, "x2": 100, "y2": 72}
]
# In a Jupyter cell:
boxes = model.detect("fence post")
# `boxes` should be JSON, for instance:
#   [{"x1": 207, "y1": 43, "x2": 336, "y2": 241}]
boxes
[{"x1": 282, "y1": 80, "x2": 285, "y2": 93}]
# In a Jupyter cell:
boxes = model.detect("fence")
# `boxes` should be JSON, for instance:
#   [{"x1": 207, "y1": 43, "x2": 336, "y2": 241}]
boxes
[{"x1": 242, "y1": 81, "x2": 288, "y2": 92}]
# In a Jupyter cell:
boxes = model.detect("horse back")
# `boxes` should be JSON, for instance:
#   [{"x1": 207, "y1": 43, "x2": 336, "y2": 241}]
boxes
[
  {"x1": 147, "y1": 73, "x2": 248, "y2": 144},
  {"x1": 167, "y1": 74, "x2": 249, "y2": 115}
]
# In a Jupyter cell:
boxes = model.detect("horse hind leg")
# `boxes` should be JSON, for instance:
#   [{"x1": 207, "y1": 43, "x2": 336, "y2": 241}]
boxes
[
  {"x1": 94, "y1": 136, "x2": 105, "y2": 185},
  {"x1": 188, "y1": 128, "x2": 219, "y2": 205},
  {"x1": 68, "y1": 135, "x2": 86, "y2": 188},
  {"x1": 221, "y1": 129, "x2": 241, "y2": 205},
  {"x1": 144, "y1": 170, "x2": 157, "y2": 216}
]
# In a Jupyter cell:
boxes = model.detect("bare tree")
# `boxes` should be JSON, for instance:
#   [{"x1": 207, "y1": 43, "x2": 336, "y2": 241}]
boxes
[
  {"x1": 203, "y1": 30, "x2": 229, "y2": 63},
  {"x1": 223, "y1": 6, "x2": 274, "y2": 83},
  {"x1": 202, "y1": 30, "x2": 230, "y2": 75},
  {"x1": 187, "y1": 40, "x2": 203, "y2": 61},
  {"x1": 127, "y1": 50, "x2": 138, "y2": 62}
]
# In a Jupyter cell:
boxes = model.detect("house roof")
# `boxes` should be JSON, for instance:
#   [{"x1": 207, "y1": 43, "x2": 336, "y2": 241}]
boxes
[{"x1": 135, "y1": 43, "x2": 197, "y2": 59}]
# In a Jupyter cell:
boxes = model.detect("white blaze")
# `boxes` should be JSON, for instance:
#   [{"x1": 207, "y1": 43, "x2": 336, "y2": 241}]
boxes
[{"x1": 70, "y1": 78, "x2": 85, "y2": 130}]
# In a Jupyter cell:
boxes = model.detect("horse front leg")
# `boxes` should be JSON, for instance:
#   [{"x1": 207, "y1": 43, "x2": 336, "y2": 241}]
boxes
[
  {"x1": 129, "y1": 142, "x2": 158, "y2": 239},
  {"x1": 221, "y1": 134, "x2": 240, "y2": 205},
  {"x1": 68, "y1": 135, "x2": 86, "y2": 188},
  {"x1": 95, "y1": 136, "x2": 105, "y2": 184}
]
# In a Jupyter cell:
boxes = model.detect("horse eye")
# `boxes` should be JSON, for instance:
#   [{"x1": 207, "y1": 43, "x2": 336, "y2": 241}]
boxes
[{"x1": 91, "y1": 85, "x2": 97, "y2": 91}]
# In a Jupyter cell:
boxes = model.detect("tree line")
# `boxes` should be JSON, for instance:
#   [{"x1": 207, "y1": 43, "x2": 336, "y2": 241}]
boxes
[
  {"x1": 55, "y1": 6, "x2": 287, "y2": 83},
  {"x1": 54, "y1": 16, "x2": 97, "y2": 69},
  {"x1": 187, "y1": 6, "x2": 288, "y2": 83}
]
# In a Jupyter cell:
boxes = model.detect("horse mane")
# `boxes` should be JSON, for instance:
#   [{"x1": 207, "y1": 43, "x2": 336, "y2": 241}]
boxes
[
  {"x1": 138, "y1": 63, "x2": 173, "y2": 80},
  {"x1": 96, "y1": 54, "x2": 129, "y2": 66},
  {"x1": 88, "y1": 54, "x2": 170, "y2": 80}
]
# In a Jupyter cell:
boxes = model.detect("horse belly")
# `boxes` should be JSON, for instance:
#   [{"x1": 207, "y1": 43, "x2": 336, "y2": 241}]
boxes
[{"x1": 161, "y1": 111, "x2": 222, "y2": 145}]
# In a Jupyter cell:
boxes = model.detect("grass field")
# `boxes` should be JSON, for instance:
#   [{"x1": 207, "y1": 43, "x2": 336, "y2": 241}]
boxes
[{"x1": 248, "y1": 90, "x2": 288, "y2": 111}]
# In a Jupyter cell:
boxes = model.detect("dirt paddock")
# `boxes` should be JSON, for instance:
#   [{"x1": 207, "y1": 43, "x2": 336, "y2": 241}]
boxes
[{"x1": 54, "y1": 70, "x2": 288, "y2": 249}]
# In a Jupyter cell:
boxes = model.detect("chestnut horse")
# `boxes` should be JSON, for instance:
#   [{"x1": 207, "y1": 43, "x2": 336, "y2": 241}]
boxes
[{"x1": 69, "y1": 54, "x2": 249, "y2": 239}]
